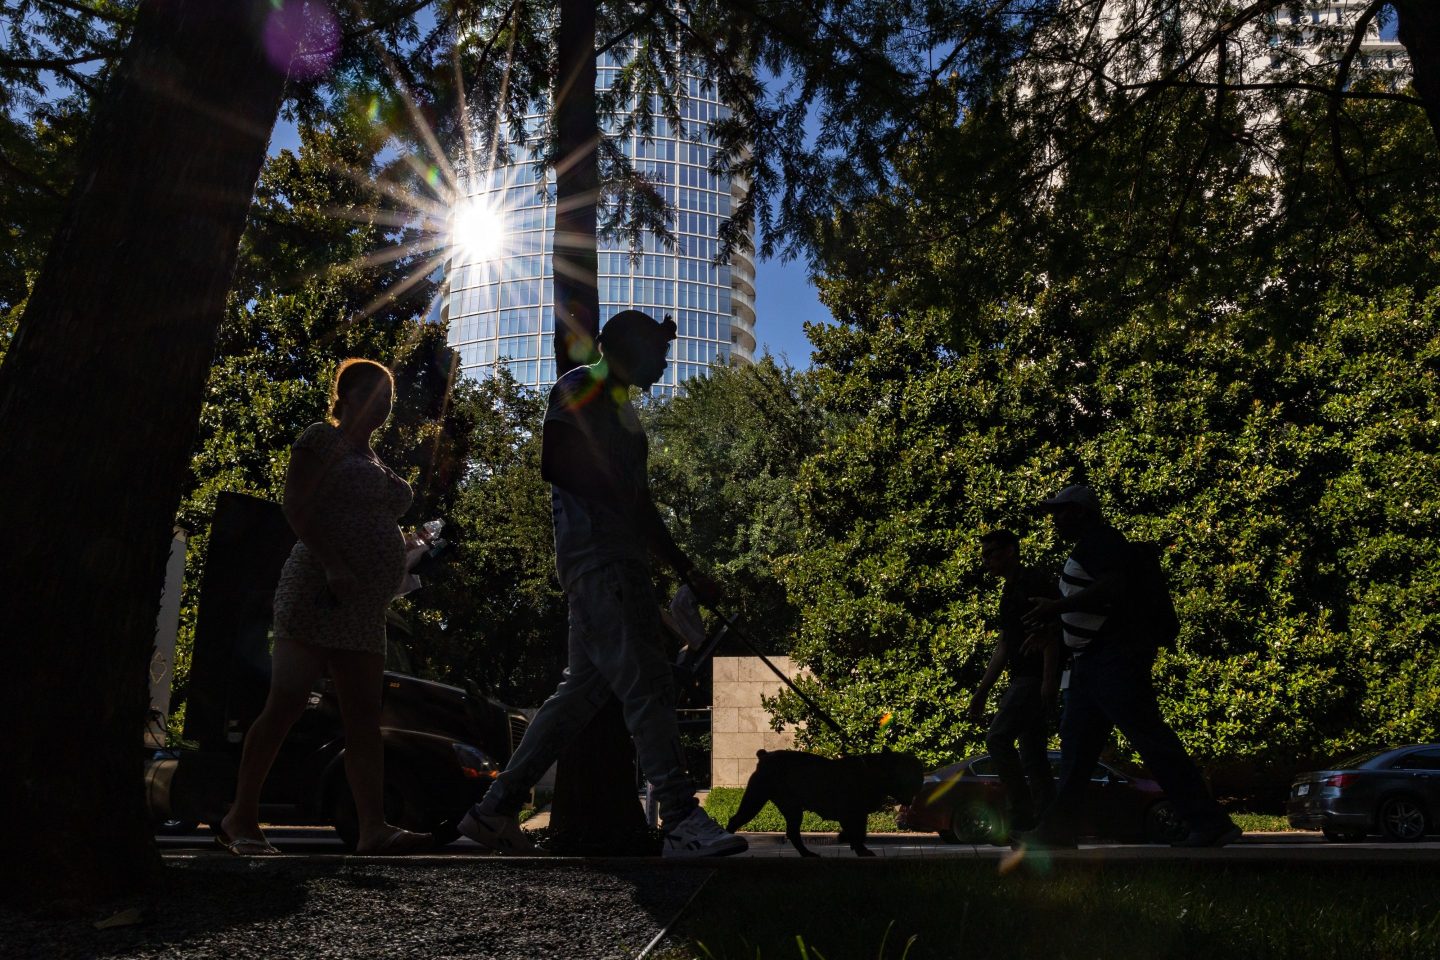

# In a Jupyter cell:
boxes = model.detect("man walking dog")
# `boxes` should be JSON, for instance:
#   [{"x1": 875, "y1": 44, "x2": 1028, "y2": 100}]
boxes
[
  {"x1": 970, "y1": 529, "x2": 1061, "y2": 837},
  {"x1": 1016, "y1": 485, "x2": 1240, "y2": 849},
  {"x1": 459, "y1": 310, "x2": 747, "y2": 858}
]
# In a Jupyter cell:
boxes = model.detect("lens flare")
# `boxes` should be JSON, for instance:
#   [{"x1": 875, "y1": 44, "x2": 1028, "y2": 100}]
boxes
[
  {"x1": 929, "y1": 775, "x2": 961, "y2": 801},
  {"x1": 264, "y1": 0, "x2": 340, "y2": 80},
  {"x1": 452, "y1": 201, "x2": 505, "y2": 262},
  {"x1": 998, "y1": 846, "x2": 1028, "y2": 875},
  {"x1": 878, "y1": 711, "x2": 893, "y2": 731}
]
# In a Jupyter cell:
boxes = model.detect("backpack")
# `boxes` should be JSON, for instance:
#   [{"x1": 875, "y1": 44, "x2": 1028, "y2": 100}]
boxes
[{"x1": 1128, "y1": 540, "x2": 1181, "y2": 649}]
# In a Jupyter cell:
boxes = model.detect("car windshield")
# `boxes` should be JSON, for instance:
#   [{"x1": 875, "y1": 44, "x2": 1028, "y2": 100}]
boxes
[{"x1": 1331, "y1": 748, "x2": 1391, "y2": 769}]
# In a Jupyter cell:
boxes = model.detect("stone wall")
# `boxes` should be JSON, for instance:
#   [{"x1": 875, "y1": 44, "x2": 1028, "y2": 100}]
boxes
[{"x1": 710, "y1": 655, "x2": 802, "y2": 787}]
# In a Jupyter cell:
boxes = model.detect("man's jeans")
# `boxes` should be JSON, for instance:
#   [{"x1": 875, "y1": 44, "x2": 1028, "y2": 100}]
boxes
[
  {"x1": 1038, "y1": 641, "x2": 1225, "y2": 839},
  {"x1": 478, "y1": 562, "x2": 695, "y2": 825},
  {"x1": 985, "y1": 677, "x2": 1056, "y2": 826}
]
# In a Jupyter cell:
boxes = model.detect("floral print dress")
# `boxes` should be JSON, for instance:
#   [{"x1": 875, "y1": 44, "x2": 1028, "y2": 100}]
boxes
[{"x1": 271, "y1": 422, "x2": 412, "y2": 654}]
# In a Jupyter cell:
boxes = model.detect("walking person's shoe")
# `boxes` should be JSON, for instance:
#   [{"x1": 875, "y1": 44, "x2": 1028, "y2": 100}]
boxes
[
  {"x1": 662, "y1": 807, "x2": 749, "y2": 858},
  {"x1": 357, "y1": 827, "x2": 433, "y2": 856},
  {"x1": 1171, "y1": 817, "x2": 1243, "y2": 848},
  {"x1": 458, "y1": 807, "x2": 537, "y2": 855},
  {"x1": 215, "y1": 828, "x2": 280, "y2": 857}
]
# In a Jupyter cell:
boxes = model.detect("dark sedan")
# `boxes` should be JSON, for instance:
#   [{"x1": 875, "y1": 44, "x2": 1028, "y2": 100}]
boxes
[
  {"x1": 897, "y1": 750, "x2": 1187, "y2": 844},
  {"x1": 1288, "y1": 744, "x2": 1440, "y2": 842}
]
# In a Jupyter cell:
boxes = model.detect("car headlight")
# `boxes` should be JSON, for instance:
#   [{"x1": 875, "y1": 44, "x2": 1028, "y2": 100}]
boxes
[{"x1": 452, "y1": 742, "x2": 500, "y2": 781}]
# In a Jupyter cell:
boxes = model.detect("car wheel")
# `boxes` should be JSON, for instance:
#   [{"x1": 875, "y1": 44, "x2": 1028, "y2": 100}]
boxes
[
  {"x1": 1378, "y1": 796, "x2": 1427, "y2": 842},
  {"x1": 943, "y1": 804, "x2": 1005, "y2": 845},
  {"x1": 1322, "y1": 827, "x2": 1366, "y2": 842},
  {"x1": 1143, "y1": 800, "x2": 1189, "y2": 844}
]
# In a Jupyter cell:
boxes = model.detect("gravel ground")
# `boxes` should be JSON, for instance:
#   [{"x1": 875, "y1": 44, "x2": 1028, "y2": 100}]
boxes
[{"x1": 2, "y1": 858, "x2": 714, "y2": 960}]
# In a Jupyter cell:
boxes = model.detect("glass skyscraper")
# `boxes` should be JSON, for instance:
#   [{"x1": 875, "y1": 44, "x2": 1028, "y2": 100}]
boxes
[{"x1": 443, "y1": 51, "x2": 756, "y2": 396}]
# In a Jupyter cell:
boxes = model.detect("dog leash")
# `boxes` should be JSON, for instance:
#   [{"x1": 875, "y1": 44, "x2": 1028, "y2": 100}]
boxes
[{"x1": 675, "y1": 589, "x2": 855, "y2": 750}]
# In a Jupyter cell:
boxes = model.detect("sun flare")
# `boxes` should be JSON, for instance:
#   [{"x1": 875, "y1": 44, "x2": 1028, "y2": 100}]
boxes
[{"x1": 452, "y1": 201, "x2": 505, "y2": 262}]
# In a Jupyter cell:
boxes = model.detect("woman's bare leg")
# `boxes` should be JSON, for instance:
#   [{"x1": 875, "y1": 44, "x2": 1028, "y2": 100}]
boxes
[
  {"x1": 221, "y1": 638, "x2": 328, "y2": 842},
  {"x1": 328, "y1": 648, "x2": 422, "y2": 852}
]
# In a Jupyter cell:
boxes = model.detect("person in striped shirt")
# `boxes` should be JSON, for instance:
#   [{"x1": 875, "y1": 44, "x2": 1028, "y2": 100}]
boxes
[{"x1": 1013, "y1": 485, "x2": 1240, "y2": 850}]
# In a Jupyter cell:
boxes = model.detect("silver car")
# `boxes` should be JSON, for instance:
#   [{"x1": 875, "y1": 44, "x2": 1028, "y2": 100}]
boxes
[{"x1": 1288, "y1": 744, "x2": 1440, "y2": 842}]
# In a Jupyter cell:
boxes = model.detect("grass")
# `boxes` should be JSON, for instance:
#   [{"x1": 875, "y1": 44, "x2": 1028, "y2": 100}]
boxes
[
  {"x1": 655, "y1": 861, "x2": 1440, "y2": 960},
  {"x1": 704, "y1": 787, "x2": 899, "y2": 834},
  {"x1": 705, "y1": 788, "x2": 1300, "y2": 835}
]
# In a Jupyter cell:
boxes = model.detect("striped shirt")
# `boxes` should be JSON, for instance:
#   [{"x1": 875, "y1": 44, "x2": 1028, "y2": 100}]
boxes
[
  {"x1": 1058, "y1": 523, "x2": 1133, "y2": 651},
  {"x1": 1060, "y1": 557, "x2": 1109, "y2": 649}
]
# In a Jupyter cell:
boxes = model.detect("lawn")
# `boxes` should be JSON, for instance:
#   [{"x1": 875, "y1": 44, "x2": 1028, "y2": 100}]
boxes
[
  {"x1": 655, "y1": 861, "x2": 1440, "y2": 960},
  {"x1": 703, "y1": 788, "x2": 1299, "y2": 835},
  {"x1": 704, "y1": 787, "x2": 900, "y2": 833}
]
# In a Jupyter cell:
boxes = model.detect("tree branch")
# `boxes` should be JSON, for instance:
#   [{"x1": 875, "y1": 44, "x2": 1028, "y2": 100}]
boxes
[
  {"x1": 0, "y1": 148, "x2": 66, "y2": 199},
  {"x1": 1113, "y1": 77, "x2": 1423, "y2": 107},
  {"x1": 36, "y1": 0, "x2": 132, "y2": 26},
  {"x1": 342, "y1": 0, "x2": 436, "y2": 41},
  {"x1": 596, "y1": 0, "x2": 660, "y2": 60},
  {"x1": 0, "y1": 49, "x2": 118, "y2": 70},
  {"x1": 1329, "y1": 0, "x2": 1388, "y2": 238}
]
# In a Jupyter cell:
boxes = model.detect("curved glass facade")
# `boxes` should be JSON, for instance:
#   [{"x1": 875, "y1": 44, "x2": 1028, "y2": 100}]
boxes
[{"x1": 445, "y1": 53, "x2": 756, "y2": 396}]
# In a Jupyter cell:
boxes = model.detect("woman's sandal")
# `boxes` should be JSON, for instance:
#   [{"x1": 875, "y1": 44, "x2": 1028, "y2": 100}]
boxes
[
  {"x1": 356, "y1": 828, "x2": 433, "y2": 856},
  {"x1": 215, "y1": 828, "x2": 280, "y2": 857}
]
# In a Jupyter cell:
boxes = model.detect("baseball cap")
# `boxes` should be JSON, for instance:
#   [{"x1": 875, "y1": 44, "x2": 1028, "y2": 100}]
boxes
[
  {"x1": 1039, "y1": 484, "x2": 1102, "y2": 512},
  {"x1": 596, "y1": 310, "x2": 677, "y2": 347}
]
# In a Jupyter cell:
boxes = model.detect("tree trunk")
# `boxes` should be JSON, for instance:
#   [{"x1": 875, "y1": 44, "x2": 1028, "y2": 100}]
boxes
[
  {"x1": 0, "y1": 0, "x2": 284, "y2": 905},
  {"x1": 1394, "y1": 0, "x2": 1440, "y2": 147},
  {"x1": 550, "y1": 0, "x2": 601, "y2": 374},
  {"x1": 545, "y1": 0, "x2": 653, "y2": 856}
]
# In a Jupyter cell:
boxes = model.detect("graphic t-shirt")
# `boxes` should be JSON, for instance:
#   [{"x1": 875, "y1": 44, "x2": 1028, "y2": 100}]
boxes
[{"x1": 545, "y1": 365, "x2": 651, "y2": 589}]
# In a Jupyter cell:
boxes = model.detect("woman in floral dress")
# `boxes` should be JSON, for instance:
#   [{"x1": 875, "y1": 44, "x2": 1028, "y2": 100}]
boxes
[{"x1": 218, "y1": 359, "x2": 430, "y2": 855}]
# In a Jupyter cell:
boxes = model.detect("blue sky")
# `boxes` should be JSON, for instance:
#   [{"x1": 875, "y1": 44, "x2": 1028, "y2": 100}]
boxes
[{"x1": 753, "y1": 257, "x2": 826, "y2": 366}]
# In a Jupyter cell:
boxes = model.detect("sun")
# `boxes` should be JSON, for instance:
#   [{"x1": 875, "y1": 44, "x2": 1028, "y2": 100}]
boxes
[{"x1": 452, "y1": 200, "x2": 504, "y2": 262}]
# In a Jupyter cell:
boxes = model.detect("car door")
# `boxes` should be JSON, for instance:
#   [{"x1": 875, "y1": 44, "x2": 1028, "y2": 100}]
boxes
[{"x1": 1393, "y1": 747, "x2": 1440, "y2": 820}]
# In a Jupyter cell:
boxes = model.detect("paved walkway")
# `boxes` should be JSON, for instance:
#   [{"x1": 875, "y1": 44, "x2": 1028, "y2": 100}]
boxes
[{"x1": 159, "y1": 828, "x2": 1440, "y2": 864}]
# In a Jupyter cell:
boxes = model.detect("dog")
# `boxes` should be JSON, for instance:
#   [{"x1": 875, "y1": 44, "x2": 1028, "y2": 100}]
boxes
[{"x1": 725, "y1": 748, "x2": 926, "y2": 857}]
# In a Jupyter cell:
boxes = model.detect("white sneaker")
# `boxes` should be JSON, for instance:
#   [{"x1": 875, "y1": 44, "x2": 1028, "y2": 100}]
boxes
[
  {"x1": 663, "y1": 806, "x2": 748, "y2": 858},
  {"x1": 458, "y1": 807, "x2": 536, "y2": 855}
]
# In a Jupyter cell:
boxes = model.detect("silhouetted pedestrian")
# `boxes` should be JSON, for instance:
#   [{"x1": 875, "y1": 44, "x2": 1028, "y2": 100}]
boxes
[
  {"x1": 1015, "y1": 485, "x2": 1240, "y2": 849},
  {"x1": 458, "y1": 310, "x2": 747, "y2": 858},
  {"x1": 970, "y1": 529, "x2": 1060, "y2": 835},
  {"x1": 220, "y1": 359, "x2": 431, "y2": 856}
]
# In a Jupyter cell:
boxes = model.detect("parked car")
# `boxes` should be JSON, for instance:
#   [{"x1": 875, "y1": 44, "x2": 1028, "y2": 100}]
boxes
[
  {"x1": 145, "y1": 492, "x2": 527, "y2": 847},
  {"x1": 1287, "y1": 744, "x2": 1440, "y2": 842},
  {"x1": 897, "y1": 750, "x2": 1188, "y2": 844}
]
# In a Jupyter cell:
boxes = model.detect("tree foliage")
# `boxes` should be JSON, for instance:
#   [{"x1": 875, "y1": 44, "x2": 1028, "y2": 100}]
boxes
[
  {"x1": 645, "y1": 357, "x2": 826, "y2": 651},
  {"x1": 776, "y1": 76, "x2": 1440, "y2": 780},
  {"x1": 405, "y1": 366, "x2": 568, "y2": 706}
]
